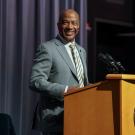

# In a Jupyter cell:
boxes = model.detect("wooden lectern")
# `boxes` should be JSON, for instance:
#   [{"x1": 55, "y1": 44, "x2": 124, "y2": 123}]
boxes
[{"x1": 64, "y1": 74, "x2": 135, "y2": 135}]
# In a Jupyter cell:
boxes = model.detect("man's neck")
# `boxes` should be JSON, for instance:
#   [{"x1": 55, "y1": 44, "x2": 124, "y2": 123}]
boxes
[{"x1": 58, "y1": 34, "x2": 75, "y2": 44}]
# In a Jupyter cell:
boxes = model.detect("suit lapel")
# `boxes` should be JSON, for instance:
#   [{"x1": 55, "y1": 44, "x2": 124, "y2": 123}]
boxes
[
  {"x1": 54, "y1": 37, "x2": 88, "y2": 84},
  {"x1": 54, "y1": 39, "x2": 77, "y2": 77}
]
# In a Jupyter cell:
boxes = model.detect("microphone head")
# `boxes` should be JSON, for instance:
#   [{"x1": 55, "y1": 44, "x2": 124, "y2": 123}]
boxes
[
  {"x1": 97, "y1": 52, "x2": 120, "y2": 73},
  {"x1": 98, "y1": 53, "x2": 108, "y2": 63},
  {"x1": 116, "y1": 61, "x2": 126, "y2": 73}
]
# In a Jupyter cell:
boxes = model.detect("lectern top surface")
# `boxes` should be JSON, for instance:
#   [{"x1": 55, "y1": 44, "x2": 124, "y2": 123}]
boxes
[{"x1": 106, "y1": 74, "x2": 135, "y2": 80}]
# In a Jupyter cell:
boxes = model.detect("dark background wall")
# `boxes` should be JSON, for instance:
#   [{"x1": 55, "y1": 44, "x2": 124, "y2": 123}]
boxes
[
  {"x1": 87, "y1": 0, "x2": 133, "y2": 22},
  {"x1": 87, "y1": 0, "x2": 135, "y2": 82}
]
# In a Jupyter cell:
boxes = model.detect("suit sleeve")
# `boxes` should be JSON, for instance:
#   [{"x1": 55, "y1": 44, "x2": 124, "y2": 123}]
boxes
[{"x1": 29, "y1": 43, "x2": 66, "y2": 100}]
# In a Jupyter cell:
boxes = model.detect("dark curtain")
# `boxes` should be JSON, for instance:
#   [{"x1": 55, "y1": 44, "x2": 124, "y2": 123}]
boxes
[{"x1": 0, "y1": 0, "x2": 87, "y2": 135}]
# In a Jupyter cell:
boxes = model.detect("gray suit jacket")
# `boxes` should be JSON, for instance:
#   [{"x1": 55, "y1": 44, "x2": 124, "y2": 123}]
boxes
[{"x1": 29, "y1": 36, "x2": 89, "y2": 132}]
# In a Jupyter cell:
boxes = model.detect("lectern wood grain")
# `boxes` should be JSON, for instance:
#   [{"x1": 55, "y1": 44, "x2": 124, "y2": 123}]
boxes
[{"x1": 64, "y1": 74, "x2": 135, "y2": 135}]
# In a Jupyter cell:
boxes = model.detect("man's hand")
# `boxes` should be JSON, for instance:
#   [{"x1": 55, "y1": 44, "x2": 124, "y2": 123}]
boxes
[{"x1": 67, "y1": 86, "x2": 79, "y2": 93}]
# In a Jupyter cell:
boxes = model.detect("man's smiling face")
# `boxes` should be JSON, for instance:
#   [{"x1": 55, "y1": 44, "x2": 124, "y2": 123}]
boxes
[{"x1": 57, "y1": 10, "x2": 80, "y2": 42}]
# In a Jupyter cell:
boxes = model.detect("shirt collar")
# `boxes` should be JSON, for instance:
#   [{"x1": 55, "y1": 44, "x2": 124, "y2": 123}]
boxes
[{"x1": 58, "y1": 34, "x2": 75, "y2": 45}]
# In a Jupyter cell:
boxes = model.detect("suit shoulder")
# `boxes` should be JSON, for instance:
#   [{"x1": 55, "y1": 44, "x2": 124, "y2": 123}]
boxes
[{"x1": 38, "y1": 39, "x2": 57, "y2": 50}]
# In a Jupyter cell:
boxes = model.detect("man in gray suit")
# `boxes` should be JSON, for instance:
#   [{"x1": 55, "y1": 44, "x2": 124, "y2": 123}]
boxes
[{"x1": 29, "y1": 9, "x2": 89, "y2": 135}]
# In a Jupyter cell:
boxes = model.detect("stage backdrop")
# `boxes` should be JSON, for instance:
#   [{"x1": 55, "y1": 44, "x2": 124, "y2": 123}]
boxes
[{"x1": 0, "y1": 0, "x2": 87, "y2": 135}]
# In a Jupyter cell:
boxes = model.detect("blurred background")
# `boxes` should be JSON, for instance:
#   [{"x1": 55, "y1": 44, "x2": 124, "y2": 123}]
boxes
[
  {"x1": 0, "y1": 0, "x2": 135, "y2": 134},
  {"x1": 87, "y1": 0, "x2": 135, "y2": 82}
]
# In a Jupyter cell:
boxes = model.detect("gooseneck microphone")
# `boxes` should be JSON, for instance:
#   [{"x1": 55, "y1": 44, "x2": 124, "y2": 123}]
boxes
[
  {"x1": 98, "y1": 52, "x2": 119, "y2": 73},
  {"x1": 105, "y1": 53, "x2": 125, "y2": 73},
  {"x1": 115, "y1": 61, "x2": 125, "y2": 73},
  {"x1": 97, "y1": 52, "x2": 125, "y2": 73}
]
